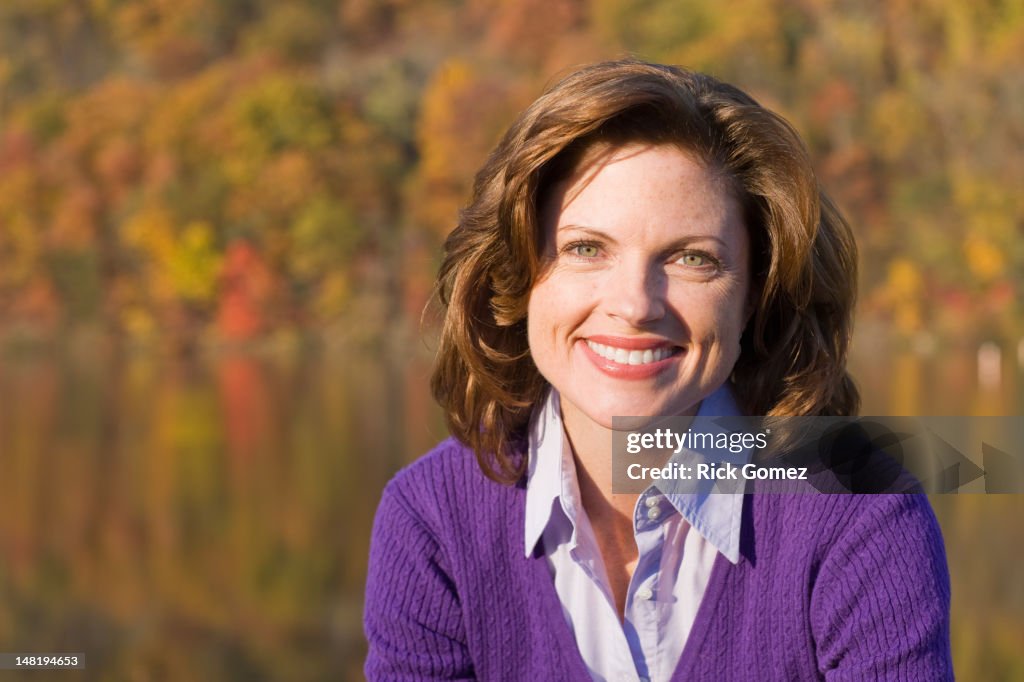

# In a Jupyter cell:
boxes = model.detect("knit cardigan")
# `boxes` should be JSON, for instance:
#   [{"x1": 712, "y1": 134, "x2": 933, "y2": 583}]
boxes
[{"x1": 364, "y1": 437, "x2": 953, "y2": 681}]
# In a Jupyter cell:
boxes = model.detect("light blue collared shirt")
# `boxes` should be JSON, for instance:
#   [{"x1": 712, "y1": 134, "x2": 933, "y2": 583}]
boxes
[{"x1": 524, "y1": 385, "x2": 748, "y2": 682}]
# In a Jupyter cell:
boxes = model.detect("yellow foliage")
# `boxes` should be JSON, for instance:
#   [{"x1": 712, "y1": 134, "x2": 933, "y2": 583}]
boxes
[
  {"x1": 593, "y1": 0, "x2": 781, "y2": 69},
  {"x1": 870, "y1": 91, "x2": 925, "y2": 161},
  {"x1": 943, "y1": 1, "x2": 978, "y2": 66},
  {"x1": 417, "y1": 59, "x2": 476, "y2": 183},
  {"x1": 0, "y1": 167, "x2": 41, "y2": 289},
  {"x1": 0, "y1": 211, "x2": 39, "y2": 289},
  {"x1": 0, "y1": 0, "x2": 1021, "y2": 352},
  {"x1": 166, "y1": 221, "x2": 222, "y2": 304},
  {"x1": 885, "y1": 258, "x2": 923, "y2": 299},
  {"x1": 415, "y1": 58, "x2": 515, "y2": 235},
  {"x1": 121, "y1": 209, "x2": 222, "y2": 304},
  {"x1": 122, "y1": 205, "x2": 175, "y2": 255},
  {"x1": 950, "y1": 166, "x2": 1018, "y2": 217},
  {"x1": 313, "y1": 271, "x2": 351, "y2": 320},
  {"x1": 964, "y1": 235, "x2": 1006, "y2": 281},
  {"x1": 668, "y1": 0, "x2": 782, "y2": 70}
]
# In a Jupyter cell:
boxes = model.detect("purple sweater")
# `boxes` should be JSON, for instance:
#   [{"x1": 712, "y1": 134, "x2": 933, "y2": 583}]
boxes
[{"x1": 364, "y1": 438, "x2": 953, "y2": 680}]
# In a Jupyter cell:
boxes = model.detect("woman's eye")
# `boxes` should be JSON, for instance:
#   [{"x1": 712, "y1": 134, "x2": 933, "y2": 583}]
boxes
[
  {"x1": 679, "y1": 253, "x2": 707, "y2": 267},
  {"x1": 571, "y1": 244, "x2": 599, "y2": 258}
]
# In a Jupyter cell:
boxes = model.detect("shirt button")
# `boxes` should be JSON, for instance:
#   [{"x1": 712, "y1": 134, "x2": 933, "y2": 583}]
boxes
[
  {"x1": 636, "y1": 587, "x2": 653, "y2": 601},
  {"x1": 644, "y1": 495, "x2": 659, "y2": 508},
  {"x1": 646, "y1": 506, "x2": 661, "y2": 521}
]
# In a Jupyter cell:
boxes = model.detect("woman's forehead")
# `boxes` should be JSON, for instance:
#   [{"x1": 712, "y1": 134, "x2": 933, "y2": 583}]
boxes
[{"x1": 541, "y1": 143, "x2": 744, "y2": 243}]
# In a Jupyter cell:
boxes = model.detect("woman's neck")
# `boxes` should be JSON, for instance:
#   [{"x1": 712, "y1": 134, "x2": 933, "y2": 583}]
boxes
[
  {"x1": 560, "y1": 405, "x2": 630, "y2": 517},
  {"x1": 560, "y1": 409, "x2": 639, "y2": 619},
  {"x1": 561, "y1": 403, "x2": 697, "y2": 516}
]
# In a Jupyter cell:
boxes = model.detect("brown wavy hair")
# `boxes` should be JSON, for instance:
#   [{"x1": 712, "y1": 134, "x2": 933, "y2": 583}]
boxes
[{"x1": 431, "y1": 59, "x2": 859, "y2": 483}]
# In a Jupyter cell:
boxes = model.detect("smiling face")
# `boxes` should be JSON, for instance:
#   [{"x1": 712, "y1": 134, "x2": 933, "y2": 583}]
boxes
[{"x1": 527, "y1": 143, "x2": 751, "y2": 435}]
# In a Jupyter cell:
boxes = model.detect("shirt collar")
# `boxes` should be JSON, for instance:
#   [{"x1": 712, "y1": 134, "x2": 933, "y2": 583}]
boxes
[
  {"x1": 661, "y1": 384, "x2": 746, "y2": 564},
  {"x1": 524, "y1": 384, "x2": 747, "y2": 564},
  {"x1": 523, "y1": 388, "x2": 569, "y2": 557}
]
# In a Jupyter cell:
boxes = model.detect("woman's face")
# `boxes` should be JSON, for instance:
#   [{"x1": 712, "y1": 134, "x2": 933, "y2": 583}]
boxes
[{"x1": 527, "y1": 143, "x2": 751, "y2": 430}]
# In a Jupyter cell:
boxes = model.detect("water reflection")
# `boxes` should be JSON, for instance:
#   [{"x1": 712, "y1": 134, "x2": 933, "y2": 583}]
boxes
[
  {"x1": 0, "y1": 341, "x2": 1020, "y2": 679},
  {"x1": 0, "y1": 342, "x2": 440, "y2": 680}
]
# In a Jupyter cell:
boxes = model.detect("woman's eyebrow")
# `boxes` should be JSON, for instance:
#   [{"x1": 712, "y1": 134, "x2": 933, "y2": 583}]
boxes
[
  {"x1": 557, "y1": 224, "x2": 732, "y2": 250},
  {"x1": 664, "y1": 235, "x2": 731, "y2": 250},
  {"x1": 556, "y1": 225, "x2": 618, "y2": 244}
]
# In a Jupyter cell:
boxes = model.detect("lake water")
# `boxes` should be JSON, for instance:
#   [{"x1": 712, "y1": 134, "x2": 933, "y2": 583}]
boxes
[{"x1": 0, "y1": 333, "x2": 1021, "y2": 679}]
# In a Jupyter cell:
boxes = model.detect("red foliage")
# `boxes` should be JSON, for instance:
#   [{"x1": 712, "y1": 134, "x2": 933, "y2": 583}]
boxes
[{"x1": 216, "y1": 241, "x2": 275, "y2": 341}]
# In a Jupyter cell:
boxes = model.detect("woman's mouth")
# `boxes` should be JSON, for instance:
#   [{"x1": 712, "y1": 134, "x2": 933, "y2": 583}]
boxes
[
  {"x1": 585, "y1": 340, "x2": 677, "y2": 365},
  {"x1": 579, "y1": 336, "x2": 682, "y2": 378}
]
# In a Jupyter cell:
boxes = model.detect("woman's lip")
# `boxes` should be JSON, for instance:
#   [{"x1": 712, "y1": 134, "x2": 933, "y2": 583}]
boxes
[
  {"x1": 578, "y1": 339, "x2": 680, "y2": 379},
  {"x1": 584, "y1": 335, "x2": 680, "y2": 351}
]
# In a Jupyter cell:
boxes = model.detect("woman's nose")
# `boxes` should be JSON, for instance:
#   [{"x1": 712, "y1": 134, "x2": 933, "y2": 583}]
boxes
[{"x1": 603, "y1": 260, "x2": 665, "y2": 325}]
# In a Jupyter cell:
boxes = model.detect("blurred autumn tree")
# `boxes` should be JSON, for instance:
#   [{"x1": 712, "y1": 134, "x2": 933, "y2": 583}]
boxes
[{"x1": 0, "y1": 0, "x2": 1020, "y2": 348}]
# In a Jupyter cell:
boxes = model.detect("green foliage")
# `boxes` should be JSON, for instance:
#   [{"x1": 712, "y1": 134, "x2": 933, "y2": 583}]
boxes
[
  {"x1": 17, "y1": 94, "x2": 68, "y2": 142},
  {"x1": 240, "y1": 3, "x2": 334, "y2": 63},
  {"x1": 45, "y1": 249, "x2": 101, "y2": 321},
  {"x1": 230, "y1": 77, "x2": 335, "y2": 162},
  {"x1": 593, "y1": 0, "x2": 715, "y2": 58},
  {"x1": 288, "y1": 197, "x2": 359, "y2": 284},
  {"x1": 360, "y1": 59, "x2": 422, "y2": 145}
]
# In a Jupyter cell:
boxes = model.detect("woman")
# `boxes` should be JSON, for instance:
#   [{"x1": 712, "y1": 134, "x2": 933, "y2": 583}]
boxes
[{"x1": 365, "y1": 60, "x2": 952, "y2": 681}]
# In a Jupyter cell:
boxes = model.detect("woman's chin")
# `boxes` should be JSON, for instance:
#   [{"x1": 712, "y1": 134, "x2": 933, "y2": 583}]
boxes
[{"x1": 575, "y1": 402, "x2": 678, "y2": 431}]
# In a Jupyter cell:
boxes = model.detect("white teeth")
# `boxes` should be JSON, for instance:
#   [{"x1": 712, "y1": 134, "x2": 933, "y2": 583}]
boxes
[{"x1": 585, "y1": 340, "x2": 675, "y2": 365}]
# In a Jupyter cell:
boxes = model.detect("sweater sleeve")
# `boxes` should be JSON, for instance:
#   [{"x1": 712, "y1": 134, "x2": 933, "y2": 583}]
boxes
[
  {"x1": 809, "y1": 494, "x2": 953, "y2": 681},
  {"x1": 364, "y1": 481, "x2": 475, "y2": 681}
]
